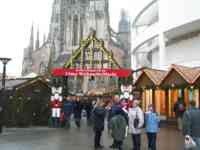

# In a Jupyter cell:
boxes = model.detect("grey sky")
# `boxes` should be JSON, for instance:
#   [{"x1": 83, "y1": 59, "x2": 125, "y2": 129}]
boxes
[{"x1": 0, "y1": 0, "x2": 150, "y2": 76}]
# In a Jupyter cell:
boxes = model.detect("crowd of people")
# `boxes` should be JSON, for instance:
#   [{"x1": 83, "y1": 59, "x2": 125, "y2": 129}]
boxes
[
  {"x1": 49, "y1": 94, "x2": 200, "y2": 150},
  {"x1": 50, "y1": 95, "x2": 160, "y2": 150}
]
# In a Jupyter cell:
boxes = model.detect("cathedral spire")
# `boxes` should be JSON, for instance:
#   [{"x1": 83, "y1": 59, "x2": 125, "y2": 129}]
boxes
[
  {"x1": 29, "y1": 23, "x2": 34, "y2": 51},
  {"x1": 35, "y1": 26, "x2": 40, "y2": 50},
  {"x1": 43, "y1": 33, "x2": 46, "y2": 44},
  {"x1": 47, "y1": 40, "x2": 55, "y2": 74},
  {"x1": 118, "y1": 9, "x2": 129, "y2": 33}
]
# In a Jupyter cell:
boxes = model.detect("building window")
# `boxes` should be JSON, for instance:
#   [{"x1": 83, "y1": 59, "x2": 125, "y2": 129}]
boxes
[
  {"x1": 39, "y1": 62, "x2": 46, "y2": 74},
  {"x1": 71, "y1": 0, "x2": 75, "y2": 4},
  {"x1": 80, "y1": 16, "x2": 84, "y2": 40},
  {"x1": 72, "y1": 15, "x2": 78, "y2": 46}
]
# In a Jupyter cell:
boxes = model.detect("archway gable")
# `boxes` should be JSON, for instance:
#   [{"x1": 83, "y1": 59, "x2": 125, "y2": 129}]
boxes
[
  {"x1": 160, "y1": 69, "x2": 189, "y2": 88},
  {"x1": 63, "y1": 31, "x2": 121, "y2": 69},
  {"x1": 135, "y1": 72, "x2": 155, "y2": 89}
]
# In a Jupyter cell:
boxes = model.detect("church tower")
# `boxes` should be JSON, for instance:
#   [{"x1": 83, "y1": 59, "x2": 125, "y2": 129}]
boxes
[
  {"x1": 35, "y1": 27, "x2": 40, "y2": 50},
  {"x1": 48, "y1": 0, "x2": 110, "y2": 60},
  {"x1": 22, "y1": 24, "x2": 34, "y2": 75},
  {"x1": 118, "y1": 9, "x2": 131, "y2": 52},
  {"x1": 117, "y1": 9, "x2": 131, "y2": 68}
]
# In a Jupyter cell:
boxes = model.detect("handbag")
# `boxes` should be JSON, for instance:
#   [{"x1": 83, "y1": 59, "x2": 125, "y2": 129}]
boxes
[
  {"x1": 184, "y1": 135, "x2": 197, "y2": 149},
  {"x1": 134, "y1": 111, "x2": 139, "y2": 128}
]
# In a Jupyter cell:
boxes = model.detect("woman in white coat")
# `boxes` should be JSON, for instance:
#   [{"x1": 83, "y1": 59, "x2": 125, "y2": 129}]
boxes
[{"x1": 128, "y1": 100, "x2": 144, "y2": 150}]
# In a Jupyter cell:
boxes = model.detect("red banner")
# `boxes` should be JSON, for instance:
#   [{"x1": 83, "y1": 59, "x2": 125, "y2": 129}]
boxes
[{"x1": 52, "y1": 68, "x2": 132, "y2": 77}]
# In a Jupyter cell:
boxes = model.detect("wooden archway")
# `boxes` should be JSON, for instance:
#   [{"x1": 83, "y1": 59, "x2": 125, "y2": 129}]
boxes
[{"x1": 52, "y1": 31, "x2": 132, "y2": 95}]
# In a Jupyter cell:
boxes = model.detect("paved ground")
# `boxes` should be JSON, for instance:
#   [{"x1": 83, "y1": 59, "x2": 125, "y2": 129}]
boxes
[{"x1": 0, "y1": 120, "x2": 184, "y2": 150}]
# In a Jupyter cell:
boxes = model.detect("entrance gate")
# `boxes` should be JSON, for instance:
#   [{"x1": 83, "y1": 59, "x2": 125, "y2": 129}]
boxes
[{"x1": 52, "y1": 31, "x2": 132, "y2": 96}]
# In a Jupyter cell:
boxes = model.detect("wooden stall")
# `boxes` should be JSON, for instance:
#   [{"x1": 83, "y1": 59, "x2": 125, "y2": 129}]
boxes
[
  {"x1": 160, "y1": 64, "x2": 200, "y2": 118},
  {"x1": 1, "y1": 76, "x2": 51, "y2": 127},
  {"x1": 134, "y1": 68, "x2": 167, "y2": 116},
  {"x1": 134, "y1": 64, "x2": 200, "y2": 119},
  {"x1": 192, "y1": 72, "x2": 200, "y2": 108}
]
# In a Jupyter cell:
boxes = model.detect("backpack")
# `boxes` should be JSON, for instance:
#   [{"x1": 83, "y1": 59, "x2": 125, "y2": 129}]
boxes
[{"x1": 178, "y1": 103, "x2": 184, "y2": 111}]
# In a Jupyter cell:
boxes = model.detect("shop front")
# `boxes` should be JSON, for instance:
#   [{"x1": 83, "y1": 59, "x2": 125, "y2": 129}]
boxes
[
  {"x1": 160, "y1": 65, "x2": 200, "y2": 118},
  {"x1": 134, "y1": 64, "x2": 200, "y2": 119},
  {"x1": 134, "y1": 68, "x2": 167, "y2": 117}
]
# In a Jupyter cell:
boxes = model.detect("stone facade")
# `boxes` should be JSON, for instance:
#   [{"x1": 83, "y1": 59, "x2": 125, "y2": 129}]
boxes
[{"x1": 22, "y1": 0, "x2": 131, "y2": 76}]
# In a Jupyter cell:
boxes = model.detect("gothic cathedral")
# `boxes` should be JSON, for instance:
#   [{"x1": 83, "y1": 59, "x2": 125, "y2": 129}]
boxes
[{"x1": 22, "y1": 0, "x2": 131, "y2": 76}]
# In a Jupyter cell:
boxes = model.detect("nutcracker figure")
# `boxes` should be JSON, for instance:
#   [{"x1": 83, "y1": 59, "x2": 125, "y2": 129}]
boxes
[
  {"x1": 50, "y1": 86, "x2": 63, "y2": 128},
  {"x1": 120, "y1": 85, "x2": 133, "y2": 111}
]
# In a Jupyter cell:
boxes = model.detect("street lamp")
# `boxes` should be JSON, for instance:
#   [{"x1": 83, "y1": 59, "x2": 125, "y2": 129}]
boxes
[
  {"x1": 0, "y1": 57, "x2": 11, "y2": 90},
  {"x1": 0, "y1": 57, "x2": 11, "y2": 133}
]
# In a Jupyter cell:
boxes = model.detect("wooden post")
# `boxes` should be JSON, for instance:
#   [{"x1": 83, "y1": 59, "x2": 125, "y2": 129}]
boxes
[
  {"x1": 101, "y1": 51, "x2": 103, "y2": 68},
  {"x1": 152, "y1": 89, "x2": 156, "y2": 110},
  {"x1": 199, "y1": 88, "x2": 200, "y2": 108},
  {"x1": 165, "y1": 89, "x2": 169, "y2": 119}
]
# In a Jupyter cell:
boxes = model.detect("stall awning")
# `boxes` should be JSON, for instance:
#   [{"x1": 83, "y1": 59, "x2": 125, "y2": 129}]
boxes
[
  {"x1": 160, "y1": 64, "x2": 200, "y2": 87},
  {"x1": 134, "y1": 68, "x2": 166, "y2": 89}
]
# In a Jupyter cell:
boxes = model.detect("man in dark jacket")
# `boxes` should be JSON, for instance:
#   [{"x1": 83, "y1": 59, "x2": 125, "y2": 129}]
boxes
[
  {"x1": 183, "y1": 101, "x2": 200, "y2": 150},
  {"x1": 84, "y1": 98, "x2": 93, "y2": 126},
  {"x1": 174, "y1": 98, "x2": 185, "y2": 130},
  {"x1": 63, "y1": 96, "x2": 73, "y2": 128},
  {"x1": 73, "y1": 96, "x2": 83, "y2": 128},
  {"x1": 92, "y1": 100, "x2": 106, "y2": 149}
]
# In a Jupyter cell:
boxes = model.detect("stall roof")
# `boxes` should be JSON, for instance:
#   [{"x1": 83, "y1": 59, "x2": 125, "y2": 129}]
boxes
[
  {"x1": 0, "y1": 78, "x2": 30, "y2": 90},
  {"x1": 160, "y1": 64, "x2": 200, "y2": 85},
  {"x1": 134, "y1": 68, "x2": 166, "y2": 89},
  {"x1": 135, "y1": 64, "x2": 200, "y2": 89},
  {"x1": 0, "y1": 76, "x2": 50, "y2": 90}
]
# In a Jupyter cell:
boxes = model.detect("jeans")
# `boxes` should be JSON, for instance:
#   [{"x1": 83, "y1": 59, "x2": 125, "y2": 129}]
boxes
[
  {"x1": 75, "y1": 119, "x2": 81, "y2": 128},
  {"x1": 115, "y1": 140, "x2": 123, "y2": 150},
  {"x1": 52, "y1": 117, "x2": 59, "y2": 128},
  {"x1": 147, "y1": 132, "x2": 157, "y2": 150},
  {"x1": 65, "y1": 116, "x2": 71, "y2": 129},
  {"x1": 193, "y1": 137, "x2": 200, "y2": 150},
  {"x1": 94, "y1": 130, "x2": 102, "y2": 148},
  {"x1": 0, "y1": 123, "x2": 2, "y2": 133},
  {"x1": 177, "y1": 117, "x2": 183, "y2": 130},
  {"x1": 132, "y1": 134, "x2": 141, "y2": 150}
]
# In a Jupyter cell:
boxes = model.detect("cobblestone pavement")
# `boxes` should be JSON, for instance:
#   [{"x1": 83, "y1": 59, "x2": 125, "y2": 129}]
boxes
[{"x1": 0, "y1": 120, "x2": 184, "y2": 150}]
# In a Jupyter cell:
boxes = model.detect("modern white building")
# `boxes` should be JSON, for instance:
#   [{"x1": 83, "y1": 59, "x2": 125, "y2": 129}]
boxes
[{"x1": 131, "y1": 0, "x2": 200, "y2": 71}]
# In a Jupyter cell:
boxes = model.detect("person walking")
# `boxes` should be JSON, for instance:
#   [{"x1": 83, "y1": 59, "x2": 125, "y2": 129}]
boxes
[
  {"x1": 174, "y1": 97, "x2": 185, "y2": 131},
  {"x1": 182, "y1": 101, "x2": 200, "y2": 150},
  {"x1": 84, "y1": 98, "x2": 93, "y2": 126},
  {"x1": 109, "y1": 108, "x2": 127, "y2": 150},
  {"x1": 145, "y1": 104, "x2": 160, "y2": 150},
  {"x1": 108, "y1": 95, "x2": 122, "y2": 149},
  {"x1": 73, "y1": 96, "x2": 83, "y2": 128},
  {"x1": 92, "y1": 99, "x2": 106, "y2": 150},
  {"x1": 128, "y1": 100, "x2": 144, "y2": 150},
  {"x1": 63, "y1": 95, "x2": 74, "y2": 129}
]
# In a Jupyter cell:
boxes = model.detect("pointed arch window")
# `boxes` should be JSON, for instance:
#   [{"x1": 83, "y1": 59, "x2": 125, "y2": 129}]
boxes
[
  {"x1": 72, "y1": 15, "x2": 78, "y2": 46},
  {"x1": 39, "y1": 62, "x2": 46, "y2": 74},
  {"x1": 71, "y1": 0, "x2": 75, "y2": 4},
  {"x1": 80, "y1": 16, "x2": 84, "y2": 40}
]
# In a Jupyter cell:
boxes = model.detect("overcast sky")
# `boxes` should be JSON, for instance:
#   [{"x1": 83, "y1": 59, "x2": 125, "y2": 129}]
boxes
[{"x1": 0, "y1": 0, "x2": 150, "y2": 76}]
